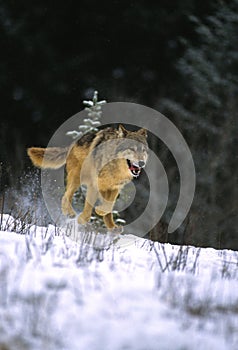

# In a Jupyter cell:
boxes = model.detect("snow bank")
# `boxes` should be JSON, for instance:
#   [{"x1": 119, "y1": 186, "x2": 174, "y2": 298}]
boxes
[{"x1": 0, "y1": 214, "x2": 237, "y2": 349}]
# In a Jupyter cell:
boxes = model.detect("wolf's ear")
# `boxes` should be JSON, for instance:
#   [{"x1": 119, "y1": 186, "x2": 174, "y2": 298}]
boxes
[
  {"x1": 137, "y1": 128, "x2": 147, "y2": 138},
  {"x1": 118, "y1": 124, "x2": 128, "y2": 137}
]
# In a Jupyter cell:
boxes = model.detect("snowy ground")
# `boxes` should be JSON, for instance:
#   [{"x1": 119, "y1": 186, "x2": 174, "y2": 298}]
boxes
[{"x1": 0, "y1": 214, "x2": 238, "y2": 350}]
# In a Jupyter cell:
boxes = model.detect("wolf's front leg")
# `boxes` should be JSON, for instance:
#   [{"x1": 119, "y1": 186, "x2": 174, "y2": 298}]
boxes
[
  {"x1": 102, "y1": 213, "x2": 118, "y2": 229},
  {"x1": 95, "y1": 189, "x2": 119, "y2": 229},
  {"x1": 78, "y1": 187, "x2": 98, "y2": 225}
]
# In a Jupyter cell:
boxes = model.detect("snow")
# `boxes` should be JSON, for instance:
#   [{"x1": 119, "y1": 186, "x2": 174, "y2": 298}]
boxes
[{"x1": 0, "y1": 214, "x2": 238, "y2": 349}]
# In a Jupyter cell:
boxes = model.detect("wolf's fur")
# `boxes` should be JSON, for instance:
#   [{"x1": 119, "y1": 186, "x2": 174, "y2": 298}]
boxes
[{"x1": 27, "y1": 125, "x2": 148, "y2": 230}]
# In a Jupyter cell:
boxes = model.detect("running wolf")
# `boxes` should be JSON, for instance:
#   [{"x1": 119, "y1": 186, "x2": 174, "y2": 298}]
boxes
[{"x1": 27, "y1": 125, "x2": 148, "y2": 230}]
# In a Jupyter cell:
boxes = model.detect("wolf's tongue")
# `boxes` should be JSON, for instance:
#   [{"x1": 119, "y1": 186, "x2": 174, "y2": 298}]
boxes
[
  {"x1": 130, "y1": 165, "x2": 139, "y2": 171},
  {"x1": 127, "y1": 160, "x2": 141, "y2": 175}
]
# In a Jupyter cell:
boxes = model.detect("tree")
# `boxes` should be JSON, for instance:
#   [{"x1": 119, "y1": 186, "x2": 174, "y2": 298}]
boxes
[
  {"x1": 67, "y1": 91, "x2": 125, "y2": 229},
  {"x1": 161, "y1": 0, "x2": 238, "y2": 248}
]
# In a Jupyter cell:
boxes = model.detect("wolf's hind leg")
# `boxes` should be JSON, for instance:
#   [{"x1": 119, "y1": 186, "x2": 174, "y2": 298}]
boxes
[
  {"x1": 62, "y1": 169, "x2": 81, "y2": 218},
  {"x1": 78, "y1": 187, "x2": 98, "y2": 224}
]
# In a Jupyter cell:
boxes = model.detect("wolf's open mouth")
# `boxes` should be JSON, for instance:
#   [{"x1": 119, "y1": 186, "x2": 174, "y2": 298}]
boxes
[{"x1": 127, "y1": 159, "x2": 142, "y2": 177}]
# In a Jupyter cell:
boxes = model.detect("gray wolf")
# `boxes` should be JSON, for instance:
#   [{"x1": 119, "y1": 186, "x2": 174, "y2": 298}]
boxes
[{"x1": 27, "y1": 125, "x2": 148, "y2": 230}]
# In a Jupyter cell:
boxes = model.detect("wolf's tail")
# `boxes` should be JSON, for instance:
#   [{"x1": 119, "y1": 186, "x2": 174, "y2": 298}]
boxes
[{"x1": 27, "y1": 147, "x2": 69, "y2": 169}]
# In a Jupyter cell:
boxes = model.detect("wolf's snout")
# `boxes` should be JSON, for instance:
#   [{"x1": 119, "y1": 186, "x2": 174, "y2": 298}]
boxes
[{"x1": 138, "y1": 160, "x2": 145, "y2": 168}]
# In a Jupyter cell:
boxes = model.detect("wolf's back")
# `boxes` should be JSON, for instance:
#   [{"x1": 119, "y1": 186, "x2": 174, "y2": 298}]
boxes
[{"x1": 27, "y1": 147, "x2": 69, "y2": 169}]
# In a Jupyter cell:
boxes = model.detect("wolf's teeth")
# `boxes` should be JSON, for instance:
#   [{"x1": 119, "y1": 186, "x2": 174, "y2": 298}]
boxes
[{"x1": 131, "y1": 169, "x2": 140, "y2": 177}]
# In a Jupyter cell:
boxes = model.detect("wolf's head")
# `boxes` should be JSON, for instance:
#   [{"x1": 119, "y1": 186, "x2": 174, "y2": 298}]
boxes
[{"x1": 117, "y1": 125, "x2": 148, "y2": 178}]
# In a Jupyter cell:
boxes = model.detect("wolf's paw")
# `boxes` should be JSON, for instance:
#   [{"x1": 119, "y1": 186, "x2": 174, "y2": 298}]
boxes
[
  {"x1": 62, "y1": 198, "x2": 76, "y2": 218},
  {"x1": 62, "y1": 207, "x2": 76, "y2": 218},
  {"x1": 62, "y1": 208, "x2": 76, "y2": 218},
  {"x1": 77, "y1": 213, "x2": 90, "y2": 225},
  {"x1": 110, "y1": 225, "x2": 124, "y2": 234}
]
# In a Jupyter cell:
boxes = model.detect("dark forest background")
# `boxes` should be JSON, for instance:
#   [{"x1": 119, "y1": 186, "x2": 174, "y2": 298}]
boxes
[{"x1": 0, "y1": 0, "x2": 237, "y2": 249}]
